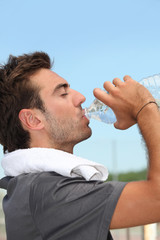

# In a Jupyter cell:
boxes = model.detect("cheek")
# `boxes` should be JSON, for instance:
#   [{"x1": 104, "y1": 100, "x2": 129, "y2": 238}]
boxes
[
  {"x1": 47, "y1": 103, "x2": 70, "y2": 116},
  {"x1": 57, "y1": 108, "x2": 74, "y2": 118},
  {"x1": 56, "y1": 105, "x2": 76, "y2": 118},
  {"x1": 45, "y1": 99, "x2": 77, "y2": 119}
]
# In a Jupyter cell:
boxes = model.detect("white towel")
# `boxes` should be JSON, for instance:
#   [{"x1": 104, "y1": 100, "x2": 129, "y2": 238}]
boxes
[{"x1": 1, "y1": 148, "x2": 108, "y2": 181}]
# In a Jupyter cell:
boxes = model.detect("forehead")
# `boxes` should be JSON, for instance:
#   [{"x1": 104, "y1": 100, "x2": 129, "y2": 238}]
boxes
[{"x1": 30, "y1": 68, "x2": 67, "y2": 91}]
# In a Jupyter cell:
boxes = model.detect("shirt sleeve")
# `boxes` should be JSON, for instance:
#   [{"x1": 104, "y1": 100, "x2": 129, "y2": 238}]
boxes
[{"x1": 30, "y1": 172, "x2": 127, "y2": 240}]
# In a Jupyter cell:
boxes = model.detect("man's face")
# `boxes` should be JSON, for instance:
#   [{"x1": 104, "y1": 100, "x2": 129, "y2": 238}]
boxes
[{"x1": 30, "y1": 68, "x2": 92, "y2": 152}]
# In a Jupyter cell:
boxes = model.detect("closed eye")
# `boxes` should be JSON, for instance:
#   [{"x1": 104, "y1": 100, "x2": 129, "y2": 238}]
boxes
[
  {"x1": 61, "y1": 92, "x2": 68, "y2": 96},
  {"x1": 53, "y1": 83, "x2": 70, "y2": 96}
]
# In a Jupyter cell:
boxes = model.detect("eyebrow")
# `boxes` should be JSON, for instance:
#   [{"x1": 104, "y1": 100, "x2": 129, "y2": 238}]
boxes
[{"x1": 52, "y1": 83, "x2": 70, "y2": 94}]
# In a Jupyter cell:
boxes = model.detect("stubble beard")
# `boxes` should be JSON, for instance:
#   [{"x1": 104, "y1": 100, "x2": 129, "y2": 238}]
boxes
[{"x1": 43, "y1": 110, "x2": 91, "y2": 150}]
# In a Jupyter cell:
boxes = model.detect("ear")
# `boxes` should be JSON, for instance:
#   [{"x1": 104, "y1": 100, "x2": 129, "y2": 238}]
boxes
[{"x1": 19, "y1": 109, "x2": 44, "y2": 130}]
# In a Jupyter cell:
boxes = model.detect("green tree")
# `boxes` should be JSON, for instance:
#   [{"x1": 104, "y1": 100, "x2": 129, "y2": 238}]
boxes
[{"x1": 108, "y1": 169, "x2": 147, "y2": 182}]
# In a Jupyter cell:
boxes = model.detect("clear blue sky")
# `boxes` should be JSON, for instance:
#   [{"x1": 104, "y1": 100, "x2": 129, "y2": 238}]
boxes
[{"x1": 0, "y1": 0, "x2": 160, "y2": 178}]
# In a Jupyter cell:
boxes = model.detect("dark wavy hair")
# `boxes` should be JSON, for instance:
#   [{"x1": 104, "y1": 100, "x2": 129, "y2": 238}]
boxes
[{"x1": 0, "y1": 51, "x2": 52, "y2": 153}]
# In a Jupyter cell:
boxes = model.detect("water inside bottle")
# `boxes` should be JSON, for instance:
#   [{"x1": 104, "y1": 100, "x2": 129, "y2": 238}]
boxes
[
  {"x1": 85, "y1": 99, "x2": 116, "y2": 124},
  {"x1": 140, "y1": 75, "x2": 160, "y2": 100}
]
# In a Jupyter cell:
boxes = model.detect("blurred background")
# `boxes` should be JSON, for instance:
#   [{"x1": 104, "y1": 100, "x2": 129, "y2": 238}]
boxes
[{"x1": 0, "y1": 0, "x2": 160, "y2": 239}]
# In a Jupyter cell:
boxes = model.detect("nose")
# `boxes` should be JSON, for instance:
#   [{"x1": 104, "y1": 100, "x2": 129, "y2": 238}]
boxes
[{"x1": 72, "y1": 89, "x2": 86, "y2": 107}]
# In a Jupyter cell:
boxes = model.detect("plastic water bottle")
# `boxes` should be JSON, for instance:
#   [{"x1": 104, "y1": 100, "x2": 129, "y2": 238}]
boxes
[{"x1": 85, "y1": 74, "x2": 160, "y2": 124}]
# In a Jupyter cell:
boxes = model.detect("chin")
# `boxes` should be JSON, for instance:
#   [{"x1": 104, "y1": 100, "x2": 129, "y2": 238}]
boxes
[{"x1": 79, "y1": 127, "x2": 92, "y2": 143}]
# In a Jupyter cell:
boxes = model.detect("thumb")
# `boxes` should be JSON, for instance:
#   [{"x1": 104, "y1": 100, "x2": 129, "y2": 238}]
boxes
[
  {"x1": 114, "y1": 121, "x2": 120, "y2": 129},
  {"x1": 114, "y1": 119, "x2": 137, "y2": 130}
]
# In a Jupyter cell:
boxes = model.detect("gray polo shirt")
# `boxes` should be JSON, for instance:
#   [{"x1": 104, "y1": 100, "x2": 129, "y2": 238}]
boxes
[{"x1": 0, "y1": 172, "x2": 127, "y2": 240}]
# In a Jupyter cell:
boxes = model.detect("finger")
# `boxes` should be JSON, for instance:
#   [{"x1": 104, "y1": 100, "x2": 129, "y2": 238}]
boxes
[
  {"x1": 93, "y1": 88, "x2": 111, "y2": 105},
  {"x1": 112, "y1": 77, "x2": 123, "y2": 87},
  {"x1": 123, "y1": 75, "x2": 132, "y2": 82},
  {"x1": 103, "y1": 81, "x2": 115, "y2": 93}
]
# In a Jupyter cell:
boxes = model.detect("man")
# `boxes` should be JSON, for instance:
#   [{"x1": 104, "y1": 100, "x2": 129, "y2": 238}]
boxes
[{"x1": 0, "y1": 51, "x2": 160, "y2": 240}]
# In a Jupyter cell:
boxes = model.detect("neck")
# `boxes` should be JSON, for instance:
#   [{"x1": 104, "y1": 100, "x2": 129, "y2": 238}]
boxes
[
  {"x1": 30, "y1": 137, "x2": 74, "y2": 154},
  {"x1": 30, "y1": 131, "x2": 74, "y2": 154}
]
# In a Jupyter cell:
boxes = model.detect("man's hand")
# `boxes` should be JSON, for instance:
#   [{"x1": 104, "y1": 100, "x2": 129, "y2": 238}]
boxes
[
  {"x1": 93, "y1": 75, "x2": 155, "y2": 129},
  {"x1": 94, "y1": 75, "x2": 160, "y2": 228}
]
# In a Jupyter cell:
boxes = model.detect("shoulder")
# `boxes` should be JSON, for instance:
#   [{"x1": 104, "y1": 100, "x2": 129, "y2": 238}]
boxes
[{"x1": 29, "y1": 172, "x2": 126, "y2": 205}]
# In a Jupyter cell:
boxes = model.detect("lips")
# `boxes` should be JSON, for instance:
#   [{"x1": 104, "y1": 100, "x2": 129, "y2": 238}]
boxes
[
  {"x1": 82, "y1": 109, "x2": 86, "y2": 117},
  {"x1": 81, "y1": 110, "x2": 89, "y2": 123}
]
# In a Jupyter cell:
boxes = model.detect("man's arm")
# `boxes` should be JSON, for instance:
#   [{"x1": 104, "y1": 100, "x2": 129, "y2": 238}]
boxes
[{"x1": 94, "y1": 75, "x2": 160, "y2": 229}]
